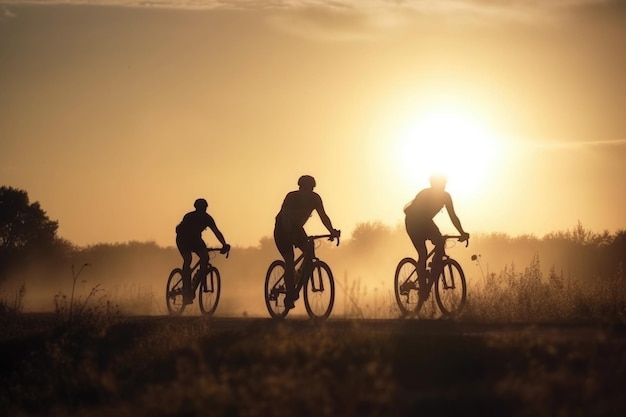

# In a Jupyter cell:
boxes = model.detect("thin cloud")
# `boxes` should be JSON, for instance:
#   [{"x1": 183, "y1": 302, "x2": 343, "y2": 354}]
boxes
[
  {"x1": 1, "y1": 5, "x2": 16, "y2": 18},
  {"x1": 544, "y1": 139, "x2": 626, "y2": 149},
  {"x1": 1, "y1": 0, "x2": 619, "y2": 41},
  {"x1": 515, "y1": 138, "x2": 626, "y2": 151},
  {"x1": 0, "y1": 0, "x2": 614, "y2": 13},
  {"x1": 0, "y1": 0, "x2": 620, "y2": 41}
]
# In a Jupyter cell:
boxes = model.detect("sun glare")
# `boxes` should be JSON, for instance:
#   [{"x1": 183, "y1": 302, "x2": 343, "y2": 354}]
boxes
[{"x1": 390, "y1": 102, "x2": 504, "y2": 198}]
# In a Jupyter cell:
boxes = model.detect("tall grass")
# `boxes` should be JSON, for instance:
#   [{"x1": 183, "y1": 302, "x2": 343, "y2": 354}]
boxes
[
  {"x1": 51, "y1": 264, "x2": 120, "y2": 334},
  {"x1": 330, "y1": 253, "x2": 626, "y2": 323},
  {"x1": 0, "y1": 283, "x2": 26, "y2": 315},
  {"x1": 464, "y1": 255, "x2": 626, "y2": 323},
  {"x1": 106, "y1": 282, "x2": 160, "y2": 315}
]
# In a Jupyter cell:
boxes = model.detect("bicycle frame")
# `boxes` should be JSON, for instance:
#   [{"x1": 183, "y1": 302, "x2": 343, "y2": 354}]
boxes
[
  {"x1": 399, "y1": 236, "x2": 462, "y2": 285},
  {"x1": 292, "y1": 234, "x2": 339, "y2": 295},
  {"x1": 190, "y1": 248, "x2": 229, "y2": 294},
  {"x1": 426, "y1": 235, "x2": 468, "y2": 277}
]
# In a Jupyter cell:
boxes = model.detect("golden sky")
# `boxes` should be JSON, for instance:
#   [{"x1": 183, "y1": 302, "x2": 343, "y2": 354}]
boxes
[{"x1": 1, "y1": 0, "x2": 625, "y2": 248}]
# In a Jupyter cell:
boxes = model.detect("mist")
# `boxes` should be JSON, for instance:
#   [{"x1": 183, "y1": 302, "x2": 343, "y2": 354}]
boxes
[{"x1": 2, "y1": 220, "x2": 624, "y2": 320}]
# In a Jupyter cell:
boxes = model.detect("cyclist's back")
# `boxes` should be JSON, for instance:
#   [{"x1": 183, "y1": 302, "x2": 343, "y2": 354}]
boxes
[
  {"x1": 275, "y1": 190, "x2": 323, "y2": 233},
  {"x1": 405, "y1": 187, "x2": 449, "y2": 224},
  {"x1": 177, "y1": 210, "x2": 218, "y2": 241}
]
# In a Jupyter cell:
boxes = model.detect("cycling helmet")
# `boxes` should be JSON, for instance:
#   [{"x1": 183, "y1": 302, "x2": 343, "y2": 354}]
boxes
[
  {"x1": 194, "y1": 198, "x2": 208, "y2": 211},
  {"x1": 297, "y1": 175, "x2": 316, "y2": 189}
]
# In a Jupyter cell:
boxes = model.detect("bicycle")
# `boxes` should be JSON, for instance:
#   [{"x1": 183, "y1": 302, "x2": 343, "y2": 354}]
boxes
[
  {"x1": 394, "y1": 235, "x2": 468, "y2": 318},
  {"x1": 166, "y1": 247, "x2": 229, "y2": 316},
  {"x1": 264, "y1": 233, "x2": 340, "y2": 320}
]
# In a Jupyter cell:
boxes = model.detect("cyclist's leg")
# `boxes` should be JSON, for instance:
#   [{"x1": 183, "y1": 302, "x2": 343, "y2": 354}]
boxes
[
  {"x1": 192, "y1": 239, "x2": 209, "y2": 299},
  {"x1": 406, "y1": 217, "x2": 429, "y2": 289},
  {"x1": 428, "y1": 225, "x2": 444, "y2": 277},
  {"x1": 274, "y1": 225, "x2": 296, "y2": 308},
  {"x1": 194, "y1": 239, "x2": 209, "y2": 279},
  {"x1": 176, "y1": 236, "x2": 194, "y2": 303},
  {"x1": 295, "y1": 232, "x2": 314, "y2": 282}
]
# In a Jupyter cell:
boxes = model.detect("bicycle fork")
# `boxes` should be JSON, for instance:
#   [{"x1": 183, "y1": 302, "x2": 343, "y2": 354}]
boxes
[
  {"x1": 438, "y1": 263, "x2": 457, "y2": 290},
  {"x1": 308, "y1": 265, "x2": 325, "y2": 293}
]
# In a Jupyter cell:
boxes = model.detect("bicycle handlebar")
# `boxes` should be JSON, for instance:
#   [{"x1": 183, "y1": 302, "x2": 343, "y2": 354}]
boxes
[
  {"x1": 442, "y1": 235, "x2": 470, "y2": 248},
  {"x1": 207, "y1": 247, "x2": 230, "y2": 259},
  {"x1": 308, "y1": 230, "x2": 341, "y2": 247}
]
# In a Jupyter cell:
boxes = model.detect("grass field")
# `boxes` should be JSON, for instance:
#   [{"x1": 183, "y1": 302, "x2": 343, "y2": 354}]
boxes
[
  {"x1": 2, "y1": 241, "x2": 625, "y2": 416},
  {"x1": 1, "y1": 312, "x2": 625, "y2": 417}
]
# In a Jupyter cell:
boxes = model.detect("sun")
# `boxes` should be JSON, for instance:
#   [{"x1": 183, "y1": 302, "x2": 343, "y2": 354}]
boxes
[{"x1": 389, "y1": 102, "x2": 504, "y2": 199}]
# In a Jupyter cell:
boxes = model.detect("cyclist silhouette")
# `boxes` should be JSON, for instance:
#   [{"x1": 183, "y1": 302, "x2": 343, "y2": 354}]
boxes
[
  {"x1": 404, "y1": 174, "x2": 469, "y2": 299},
  {"x1": 176, "y1": 198, "x2": 230, "y2": 305},
  {"x1": 274, "y1": 175, "x2": 340, "y2": 310}
]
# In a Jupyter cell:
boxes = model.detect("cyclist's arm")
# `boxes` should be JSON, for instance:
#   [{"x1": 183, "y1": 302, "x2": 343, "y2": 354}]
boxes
[
  {"x1": 205, "y1": 216, "x2": 228, "y2": 247},
  {"x1": 211, "y1": 226, "x2": 227, "y2": 247},
  {"x1": 315, "y1": 195, "x2": 337, "y2": 235},
  {"x1": 444, "y1": 194, "x2": 468, "y2": 238}
]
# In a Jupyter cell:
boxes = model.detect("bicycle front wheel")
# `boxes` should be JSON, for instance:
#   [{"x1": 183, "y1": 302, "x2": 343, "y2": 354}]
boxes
[
  {"x1": 394, "y1": 257, "x2": 419, "y2": 315},
  {"x1": 303, "y1": 261, "x2": 335, "y2": 320},
  {"x1": 166, "y1": 268, "x2": 187, "y2": 316},
  {"x1": 434, "y1": 258, "x2": 467, "y2": 317},
  {"x1": 264, "y1": 260, "x2": 289, "y2": 319},
  {"x1": 199, "y1": 266, "x2": 221, "y2": 316}
]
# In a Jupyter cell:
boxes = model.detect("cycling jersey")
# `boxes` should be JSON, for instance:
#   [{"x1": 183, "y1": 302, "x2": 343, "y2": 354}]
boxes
[
  {"x1": 275, "y1": 190, "x2": 323, "y2": 231},
  {"x1": 404, "y1": 188, "x2": 450, "y2": 221},
  {"x1": 176, "y1": 211, "x2": 218, "y2": 240}
]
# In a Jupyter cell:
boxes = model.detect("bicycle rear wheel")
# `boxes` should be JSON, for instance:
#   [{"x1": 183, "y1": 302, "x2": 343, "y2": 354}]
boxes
[
  {"x1": 394, "y1": 257, "x2": 420, "y2": 315},
  {"x1": 264, "y1": 260, "x2": 289, "y2": 319},
  {"x1": 434, "y1": 258, "x2": 467, "y2": 317},
  {"x1": 199, "y1": 266, "x2": 221, "y2": 316},
  {"x1": 166, "y1": 268, "x2": 187, "y2": 316},
  {"x1": 303, "y1": 261, "x2": 335, "y2": 320}
]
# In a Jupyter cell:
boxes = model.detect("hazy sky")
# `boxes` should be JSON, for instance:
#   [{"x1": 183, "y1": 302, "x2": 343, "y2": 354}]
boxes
[{"x1": 1, "y1": 0, "x2": 625, "y2": 248}]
